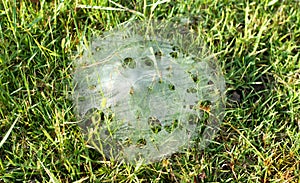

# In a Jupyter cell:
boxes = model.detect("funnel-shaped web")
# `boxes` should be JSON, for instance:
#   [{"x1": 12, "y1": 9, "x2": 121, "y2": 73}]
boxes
[{"x1": 73, "y1": 19, "x2": 225, "y2": 164}]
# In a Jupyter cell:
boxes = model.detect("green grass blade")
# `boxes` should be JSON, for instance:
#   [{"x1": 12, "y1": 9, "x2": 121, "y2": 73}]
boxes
[{"x1": 0, "y1": 115, "x2": 20, "y2": 149}]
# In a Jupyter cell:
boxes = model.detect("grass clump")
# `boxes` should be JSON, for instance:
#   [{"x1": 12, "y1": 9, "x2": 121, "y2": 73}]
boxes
[{"x1": 0, "y1": 0, "x2": 299, "y2": 182}]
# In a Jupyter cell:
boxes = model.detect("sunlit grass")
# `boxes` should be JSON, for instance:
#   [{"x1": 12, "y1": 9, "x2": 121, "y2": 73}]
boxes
[{"x1": 0, "y1": 0, "x2": 299, "y2": 182}]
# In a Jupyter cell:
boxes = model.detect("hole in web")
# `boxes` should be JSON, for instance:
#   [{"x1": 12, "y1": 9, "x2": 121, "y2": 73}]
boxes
[
  {"x1": 129, "y1": 87, "x2": 134, "y2": 95},
  {"x1": 196, "y1": 100, "x2": 212, "y2": 108},
  {"x1": 95, "y1": 46, "x2": 101, "y2": 51},
  {"x1": 123, "y1": 137, "x2": 133, "y2": 146},
  {"x1": 168, "y1": 84, "x2": 175, "y2": 91},
  {"x1": 122, "y1": 57, "x2": 136, "y2": 69},
  {"x1": 169, "y1": 51, "x2": 178, "y2": 58},
  {"x1": 195, "y1": 100, "x2": 211, "y2": 124},
  {"x1": 208, "y1": 80, "x2": 214, "y2": 85},
  {"x1": 142, "y1": 57, "x2": 154, "y2": 67},
  {"x1": 164, "y1": 119, "x2": 179, "y2": 133},
  {"x1": 136, "y1": 138, "x2": 147, "y2": 147},
  {"x1": 187, "y1": 87, "x2": 197, "y2": 93},
  {"x1": 190, "y1": 73, "x2": 199, "y2": 83},
  {"x1": 148, "y1": 117, "x2": 162, "y2": 134},
  {"x1": 172, "y1": 45, "x2": 180, "y2": 51},
  {"x1": 88, "y1": 85, "x2": 96, "y2": 90},
  {"x1": 169, "y1": 45, "x2": 180, "y2": 58},
  {"x1": 197, "y1": 100, "x2": 212, "y2": 110},
  {"x1": 155, "y1": 51, "x2": 162, "y2": 60},
  {"x1": 188, "y1": 70, "x2": 199, "y2": 83},
  {"x1": 166, "y1": 66, "x2": 172, "y2": 71}
]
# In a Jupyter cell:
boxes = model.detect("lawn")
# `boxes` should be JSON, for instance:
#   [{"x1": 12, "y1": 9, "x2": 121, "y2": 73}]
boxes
[{"x1": 0, "y1": 0, "x2": 299, "y2": 182}]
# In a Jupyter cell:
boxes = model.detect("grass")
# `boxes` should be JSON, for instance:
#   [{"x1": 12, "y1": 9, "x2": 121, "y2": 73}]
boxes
[{"x1": 0, "y1": 0, "x2": 299, "y2": 182}]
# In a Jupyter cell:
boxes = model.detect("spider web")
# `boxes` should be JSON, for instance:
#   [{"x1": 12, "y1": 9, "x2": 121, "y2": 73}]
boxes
[{"x1": 73, "y1": 19, "x2": 226, "y2": 164}]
